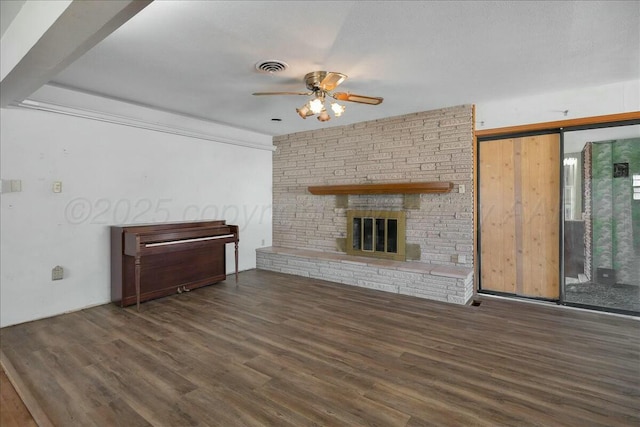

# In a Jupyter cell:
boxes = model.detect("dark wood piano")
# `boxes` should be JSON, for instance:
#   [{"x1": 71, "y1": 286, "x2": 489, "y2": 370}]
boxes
[{"x1": 111, "y1": 220, "x2": 239, "y2": 309}]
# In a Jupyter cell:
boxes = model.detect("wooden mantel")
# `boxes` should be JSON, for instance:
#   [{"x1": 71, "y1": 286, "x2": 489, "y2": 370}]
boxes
[{"x1": 308, "y1": 182, "x2": 453, "y2": 195}]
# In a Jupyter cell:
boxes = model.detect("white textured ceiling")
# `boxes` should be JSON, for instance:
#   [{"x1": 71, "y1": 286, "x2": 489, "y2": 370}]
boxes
[{"x1": 19, "y1": 1, "x2": 640, "y2": 136}]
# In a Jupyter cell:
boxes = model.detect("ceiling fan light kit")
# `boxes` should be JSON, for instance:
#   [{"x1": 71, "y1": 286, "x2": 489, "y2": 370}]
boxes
[
  {"x1": 317, "y1": 109, "x2": 331, "y2": 122},
  {"x1": 253, "y1": 70, "x2": 383, "y2": 122},
  {"x1": 331, "y1": 102, "x2": 345, "y2": 117},
  {"x1": 296, "y1": 104, "x2": 312, "y2": 119},
  {"x1": 309, "y1": 97, "x2": 324, "y2": 114}
]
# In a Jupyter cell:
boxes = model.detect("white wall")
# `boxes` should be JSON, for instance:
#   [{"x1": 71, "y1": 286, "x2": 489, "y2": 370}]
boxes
[
  {"x1": 0, "y1": 107, "x2": 273, "y2": 327},
  {"x1": 476, "y1": 79, "x2": 639, "y2": 130}
]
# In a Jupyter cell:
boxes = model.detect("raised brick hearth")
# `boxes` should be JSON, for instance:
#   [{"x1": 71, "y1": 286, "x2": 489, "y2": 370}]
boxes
[{"x1": 257, "y1": 247, "x2": 474, "y2": 304}]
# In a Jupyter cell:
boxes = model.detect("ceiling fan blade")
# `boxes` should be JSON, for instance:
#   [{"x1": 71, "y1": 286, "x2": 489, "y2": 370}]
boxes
[
  {"x1": 332, "y1": 92, "x2": 383, "y2": 105},
  {"x1": 253, "y1": 91, "x2": 312, "y2": 96},
  {"x1": 319, "y1": 72, "x2": 347, "y2": 91}
]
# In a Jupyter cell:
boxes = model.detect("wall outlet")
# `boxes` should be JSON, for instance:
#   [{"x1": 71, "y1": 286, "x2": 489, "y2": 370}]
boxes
[
  {"x1": 52, "y1": 266, "x2": 63, "y2": 280},
  {"x1": 451, "y1": 254, "x2": 466, "y2": 263},
  {"x1": 459, "y1": 184, "x2": 466, "y2": 194},
  {"x1": 53, "y1": 181, "x2": 62, "y2": 193}
]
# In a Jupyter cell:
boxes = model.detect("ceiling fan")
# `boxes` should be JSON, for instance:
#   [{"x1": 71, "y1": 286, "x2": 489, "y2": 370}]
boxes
[{"x1": 253, "y1": 71, "x2": 383, "y2": 122}]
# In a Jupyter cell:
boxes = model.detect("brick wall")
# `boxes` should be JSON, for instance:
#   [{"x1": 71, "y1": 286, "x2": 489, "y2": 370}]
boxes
[{"x1": 272, "y1": 104, "x2": 474, "y2": 268}]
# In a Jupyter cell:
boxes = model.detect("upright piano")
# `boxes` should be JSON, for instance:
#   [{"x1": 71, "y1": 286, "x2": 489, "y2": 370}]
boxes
[{"x1": 111, "y1": 220, "x2": 239, "y2": 309}]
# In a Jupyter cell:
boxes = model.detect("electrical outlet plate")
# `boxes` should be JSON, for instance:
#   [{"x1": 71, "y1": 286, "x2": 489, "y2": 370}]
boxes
[
  {"x1": 52, "y1": 266, "x2": 63, "y2": 280},
  {"x1": 53, "y1": 181, "x2": 62, "y2": 193}
]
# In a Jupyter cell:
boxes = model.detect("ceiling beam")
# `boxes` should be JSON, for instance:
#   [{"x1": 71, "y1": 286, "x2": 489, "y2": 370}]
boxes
[{"x1": 0, "y1": 0, "x2": 152, "y2": 108}]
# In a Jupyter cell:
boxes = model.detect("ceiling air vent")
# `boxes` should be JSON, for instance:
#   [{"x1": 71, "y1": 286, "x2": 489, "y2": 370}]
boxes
[{"x1": 255, "y1": 60, "x2": 289, "y2": 74}]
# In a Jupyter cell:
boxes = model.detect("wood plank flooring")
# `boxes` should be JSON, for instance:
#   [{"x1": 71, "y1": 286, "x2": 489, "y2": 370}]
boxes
[
  {"x1": 0, "y1": 366, "x2": 37, "y2": 427},
  {"x1": 1, "y1": 269, "x2": 639, "y2": 426}
]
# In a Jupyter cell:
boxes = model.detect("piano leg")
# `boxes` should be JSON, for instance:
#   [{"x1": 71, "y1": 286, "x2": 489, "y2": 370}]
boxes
[
  {"x1": 134, "y1": 255, "x2": 141, "y2": 311},
  {"x1": 235, "y1": 241, "x2": 239, "y2": 284}
]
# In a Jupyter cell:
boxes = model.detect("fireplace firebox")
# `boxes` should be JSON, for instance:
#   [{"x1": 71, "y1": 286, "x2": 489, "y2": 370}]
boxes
[{"x1": 346, "y1": 210, "x2": 406, "y2": 260}]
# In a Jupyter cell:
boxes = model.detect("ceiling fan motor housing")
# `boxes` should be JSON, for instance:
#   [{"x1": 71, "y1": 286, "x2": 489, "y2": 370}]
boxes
[{"x1": 305, "y1": 71, "x2": 328, "y2": 90}]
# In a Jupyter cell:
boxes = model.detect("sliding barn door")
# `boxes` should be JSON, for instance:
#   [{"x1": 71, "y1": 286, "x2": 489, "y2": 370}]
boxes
[{"x1": 479, "y1": 134, "x2": 560, "y2": 299}]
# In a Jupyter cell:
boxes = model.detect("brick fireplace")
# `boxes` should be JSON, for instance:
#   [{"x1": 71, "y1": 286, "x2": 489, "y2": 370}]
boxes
[{"x1": 257, "y1": 105, "x2": 475, "y2": 305}]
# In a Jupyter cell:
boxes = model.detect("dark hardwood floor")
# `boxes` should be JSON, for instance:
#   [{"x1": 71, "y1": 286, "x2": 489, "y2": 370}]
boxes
[{"x1": 1, "y1": 269, "x2": 638, "y2": 426}]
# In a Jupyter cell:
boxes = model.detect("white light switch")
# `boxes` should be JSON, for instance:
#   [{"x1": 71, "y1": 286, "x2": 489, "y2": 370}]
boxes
[
  {"x1": 459, "y1": 184, "x2": 466, "y2": 194},
  {"x1": 53, "y1": 181, "x2": 62, "y2": 193}
]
